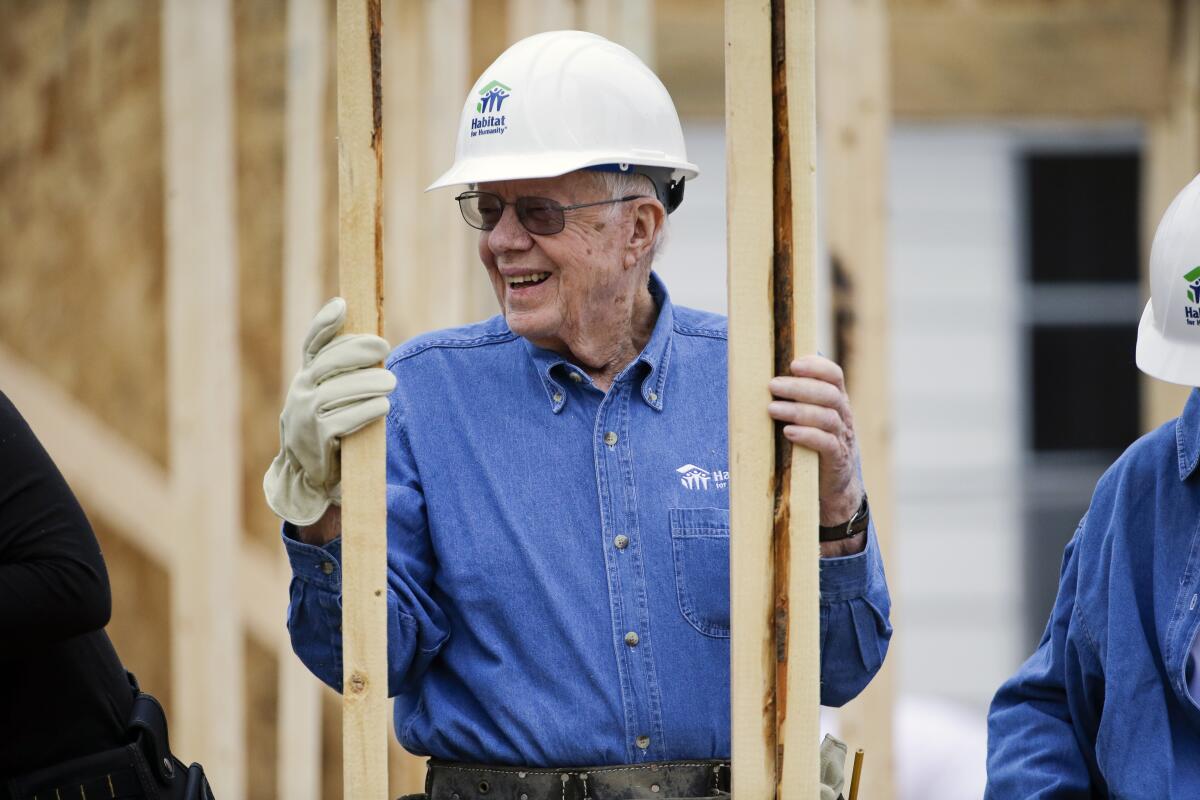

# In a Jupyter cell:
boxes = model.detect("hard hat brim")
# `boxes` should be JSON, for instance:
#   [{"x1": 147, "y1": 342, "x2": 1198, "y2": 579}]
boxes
[
  {"x1": 1136, "y1": 301, "x2": 1200, "y2": 388},
  {"x1": 426, "y1": 152, "x2": 700, "y2": 193}
]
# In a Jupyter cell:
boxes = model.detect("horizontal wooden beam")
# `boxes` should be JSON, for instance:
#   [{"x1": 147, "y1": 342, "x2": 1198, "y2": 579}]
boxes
[
  {"x1": 891, "y1": 0, "x2": 1172, "y2": 119},
  {"x1": 0, "y1": 344, "x2": 175, "y2": 563},
  {"x1": 0, "y1": 344, "x2": 292, "y2": 651}
]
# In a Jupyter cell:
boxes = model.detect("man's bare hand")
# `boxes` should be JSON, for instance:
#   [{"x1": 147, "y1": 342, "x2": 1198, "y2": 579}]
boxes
[{"x1": 767, "y1": 355, "x2": 866, "y2": 554}]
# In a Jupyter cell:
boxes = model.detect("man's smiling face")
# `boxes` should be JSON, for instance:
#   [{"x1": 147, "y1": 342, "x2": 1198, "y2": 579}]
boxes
[{"x1": 475, "y1": 172, "x2": 646, "y2": 354}]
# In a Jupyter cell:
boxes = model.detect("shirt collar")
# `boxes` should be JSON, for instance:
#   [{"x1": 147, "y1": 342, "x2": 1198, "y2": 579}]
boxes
[
  {"x1": 1178, "y1": 388, "x2": 1200, "y2": 481},
  {"x1": 521, "y1": 272, "x2": 674, "y2": 413}
]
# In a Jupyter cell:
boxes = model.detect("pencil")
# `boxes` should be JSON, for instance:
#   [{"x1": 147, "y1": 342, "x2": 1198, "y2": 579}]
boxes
[{"x1": 848, "y1": 748, "x2": 865, "y2": 800}]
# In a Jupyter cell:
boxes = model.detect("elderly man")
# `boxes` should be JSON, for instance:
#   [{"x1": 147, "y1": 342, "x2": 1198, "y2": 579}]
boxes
[
  {"x1": 266, "y1": 31, "x2": 889, "y2": 799},
  {"x1": 986, "y1": 173, "x2": 1200, "y2": 797}
]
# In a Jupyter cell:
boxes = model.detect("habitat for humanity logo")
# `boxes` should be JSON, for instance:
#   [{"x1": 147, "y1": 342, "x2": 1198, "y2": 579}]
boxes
[
  {"x1": 1186, "y1": 266, "x2": 1200, "y2": 327},
  {"x1": 470, "y1": 80, "x2": 510, "y2": 138},
  {"x1": 676, "y1": 464, "x2": 730, "y2": 491}
]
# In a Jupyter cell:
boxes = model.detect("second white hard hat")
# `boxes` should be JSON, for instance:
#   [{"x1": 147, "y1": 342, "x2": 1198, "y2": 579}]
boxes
[
  {"x1": 1136, "y1": 171, "x2": 1200, "y2": 387},
  {"x1": 427, "y1": 30, "x2": 699, "y2": 211}
]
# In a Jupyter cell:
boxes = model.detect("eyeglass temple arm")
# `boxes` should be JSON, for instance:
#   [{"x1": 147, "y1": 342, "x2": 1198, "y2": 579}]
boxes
[{"x1": 558, "y1": 195, "x2": 648, "y2": 211}]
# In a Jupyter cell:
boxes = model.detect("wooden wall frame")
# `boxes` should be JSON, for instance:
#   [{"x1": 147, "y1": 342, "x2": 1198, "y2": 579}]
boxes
[{"x1": 162, "y1": 0, "x2": 245, "y2": 791}]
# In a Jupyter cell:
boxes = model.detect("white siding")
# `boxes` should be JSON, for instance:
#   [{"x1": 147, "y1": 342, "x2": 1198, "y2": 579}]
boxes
[
  {"x1": 654, "y1": 120, "x2": 728, "y2": 314},
  {"x1": 888, "y1": 125, "x2": 1024, "y2": 709}
]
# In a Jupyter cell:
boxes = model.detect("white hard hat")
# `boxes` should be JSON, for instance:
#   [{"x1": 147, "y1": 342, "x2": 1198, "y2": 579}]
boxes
[
  {"x1": 427, "y1": 30, "x2": 698, "y2": 212},
  {"x1": 1136, "y1": 171, "x2": 1200, "y2": 387}
]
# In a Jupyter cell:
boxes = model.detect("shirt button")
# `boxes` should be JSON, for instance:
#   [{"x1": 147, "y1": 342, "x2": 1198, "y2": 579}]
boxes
[
  {"x1": 552, "y1": 392, "x2": 563, "y2": 403},
  {"x1": 321, "y1": 561, "x2": 334, "y2": 575},
  {"x1": 569, "y1": 372, "x2": 583, "y2": 382},
  {"x1": 624, "y1": 631, "x2": 639, "y2": 647},
  {"x1": 635, "y1": 735, "x2": 650, "y2": 749},
  {"x1": 614, "y1": 535, "x2": 629, "y2": 550},
  {"x1": 604, "y1": 431, "x2": 618, "y2": 446},
  {"x1": 648, "y1": 391, "x2": 658, "y2": 403}
]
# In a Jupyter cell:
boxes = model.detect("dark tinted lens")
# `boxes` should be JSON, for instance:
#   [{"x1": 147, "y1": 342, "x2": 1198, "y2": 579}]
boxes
[
  {"x1": 458, "y1": 192, "x2": 504, "y2": 230},
  {"x1": 516, "y1": 197, "x2": 565, "y2": 235},
  {"x1": 476, "y1": 195, "x2": 503, "y2": 229}
]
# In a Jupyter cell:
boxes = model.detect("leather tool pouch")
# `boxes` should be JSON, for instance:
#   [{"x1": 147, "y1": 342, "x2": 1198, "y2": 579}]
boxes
[
  {"x1": 6, "y1": 677, "x2": 215, "y2": 800},
  {"x1": 126, "y1": 688, "x2": 216, "y2": 800}
]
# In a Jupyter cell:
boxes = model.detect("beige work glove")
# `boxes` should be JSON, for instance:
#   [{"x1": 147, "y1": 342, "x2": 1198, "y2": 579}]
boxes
[
  {"x1": 263, "y1": 297, "x2": 396, "y2": 526},
  {"x1": 819, "y1": 733, "x2": 849, "y2": 800}
]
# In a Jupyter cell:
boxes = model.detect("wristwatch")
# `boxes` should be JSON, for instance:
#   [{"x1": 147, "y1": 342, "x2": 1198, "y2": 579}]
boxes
[{"x1": 818, "y1": 494, "x2": 869, "y2": 542}]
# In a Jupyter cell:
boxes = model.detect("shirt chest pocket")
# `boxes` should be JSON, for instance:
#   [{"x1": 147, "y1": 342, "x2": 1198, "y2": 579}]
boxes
[{"x1": 669, "y1": 507, "x2": 731, "y2": 638}]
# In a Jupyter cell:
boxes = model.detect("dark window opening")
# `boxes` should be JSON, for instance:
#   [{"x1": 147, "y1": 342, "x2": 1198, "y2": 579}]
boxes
[
  {"x1": 1028, "y1": 325, "x2": 1141, "y2": 453},
  {"x1": 1025, "y1": 153, "x2": 1140, "y2": 284},
  {"x1": 1021, "y1": 148, "x2": 1143, "y2": 651}
]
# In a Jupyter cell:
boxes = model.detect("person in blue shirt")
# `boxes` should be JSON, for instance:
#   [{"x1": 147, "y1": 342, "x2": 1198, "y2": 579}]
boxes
[
  {"x1": 986, "y1": 172, "x2": 1200, "y2": 797},
  {"x1": 265, "y1": 31, "x2": 890, "y2": 796}
]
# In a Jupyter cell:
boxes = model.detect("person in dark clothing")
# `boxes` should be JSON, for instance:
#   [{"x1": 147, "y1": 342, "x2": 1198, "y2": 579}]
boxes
[
  {"x1": 0, "y1": 390, "x2": 133, "y2": 780},
  {"x1": 0, "y1": 391, "x2": 213, "y2": 800}
]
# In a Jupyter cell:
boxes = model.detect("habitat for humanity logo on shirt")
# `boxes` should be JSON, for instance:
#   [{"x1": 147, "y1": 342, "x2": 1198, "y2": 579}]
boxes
[
  {"x1": 471, "y1": 80, "x2": 510, "y2": 138},
  {"x1": 1185, "y1": 265, "x2": 1200, "y2": 326},
  {"x1": 676, "y1": 464, "x2": 729, "y2": 491}
]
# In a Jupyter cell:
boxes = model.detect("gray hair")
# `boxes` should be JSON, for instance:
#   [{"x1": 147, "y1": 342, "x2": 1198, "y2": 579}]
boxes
[{"x1": 588, "y1": 170, "x2": 669, "y2": 267}]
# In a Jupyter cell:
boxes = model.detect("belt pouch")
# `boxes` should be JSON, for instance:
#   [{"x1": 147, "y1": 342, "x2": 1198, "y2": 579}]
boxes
[{"x1": 6, "y1": 743, "x2": 157, "y2": 800}]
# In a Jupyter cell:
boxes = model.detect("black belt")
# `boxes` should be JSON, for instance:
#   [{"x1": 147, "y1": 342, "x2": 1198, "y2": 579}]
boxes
[{"x1": 422, "y1": 759, "x2": 731, "y2": 800}]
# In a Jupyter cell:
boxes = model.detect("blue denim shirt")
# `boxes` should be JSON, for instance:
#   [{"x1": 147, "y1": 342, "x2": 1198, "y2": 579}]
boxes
[
  {"x1": 283, "y1": 274, "x2": 892, "y2": 766},
  {"x1": 987, "y1": 389, "x2": 1200, "y2": 798}
]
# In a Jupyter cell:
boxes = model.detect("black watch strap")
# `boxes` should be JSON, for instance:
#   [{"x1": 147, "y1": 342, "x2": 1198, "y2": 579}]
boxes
[{"x1": 818, "y1": 494, "x2": 869, "y2": 542}]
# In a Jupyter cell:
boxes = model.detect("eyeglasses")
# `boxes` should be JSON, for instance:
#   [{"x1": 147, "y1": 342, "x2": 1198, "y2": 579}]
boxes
[{"x1": 454, "y1": 191, "x2": 647, "y2": 236}]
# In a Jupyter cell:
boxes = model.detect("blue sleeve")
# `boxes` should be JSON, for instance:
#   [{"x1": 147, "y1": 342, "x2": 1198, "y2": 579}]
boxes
[
  {"x1": 986, "y1": 525, "x2": 1105, "y2": 798},
  {"x1": 281, "y1": 398, "x2": 451, "y2": 698},
  {"x1": 817, "y1": 518, "x2": 892, "y2": 706}
]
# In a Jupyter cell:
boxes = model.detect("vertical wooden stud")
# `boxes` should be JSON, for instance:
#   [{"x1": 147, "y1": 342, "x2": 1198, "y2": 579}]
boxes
[
  {"x1": 422, "y1": 0, "x2": 476, "y2": 327},
  {"x1": 384, "y1": 0, "x2": 478, "y2": 344},
  {"x1": 727, "y1": 1, "x2": 780, "y2": 793},
  {"x1": 284, "y1": 0, "x2": 330, "y2": 374},
  {"x1": 775, "y1": 1, "x2": 822, "y2": 795},
  {"x1": 162, "y1": 0, "x2": 245, "y2": 795},
  {"x1": 382, "y1": 0, "x2": 422, "y2": 344},
  {"x1": 578, "y1": 0, "x2": 655, "y2": 65},
  {"x1": 816, "y1": 1, "x2": 895, "y2": 797},
  {"x1": 724, "y1": 1, "x2": 782, "y2": 796},
  {"x1": 336, "y1": 0, "x2": 389, "y2": 797},
  {"x1": 728, "y1": 0, "x2": 822, "y2": 797},
  {"x1": 279, "y1": 0, "x2": 330, "y2": 796},
  {"x1": 507, "y1": 0, "x2": 577, "y2": 41}
]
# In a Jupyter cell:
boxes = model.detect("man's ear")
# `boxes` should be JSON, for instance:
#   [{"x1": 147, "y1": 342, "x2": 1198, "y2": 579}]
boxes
[{"x1": 624, "y1": 198, "x2": 665, "y2": 269}]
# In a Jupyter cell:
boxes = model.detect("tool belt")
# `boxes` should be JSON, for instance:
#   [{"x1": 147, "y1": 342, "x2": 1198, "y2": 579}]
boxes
[
  {"x1": 409, "y1": 759, "x2": 731, "y2": 800},
  {"x1": 4, "y1": 674, "x2": 214, "y2": 800}
]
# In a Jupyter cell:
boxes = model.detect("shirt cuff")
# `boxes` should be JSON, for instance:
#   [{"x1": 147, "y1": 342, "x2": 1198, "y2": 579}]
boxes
[
  {"x1": 817, "y1": 521, "x2": 876, "y2": 602},
  {"x1": 281, "y1": 523, "x2": 343, "y2": 591}
]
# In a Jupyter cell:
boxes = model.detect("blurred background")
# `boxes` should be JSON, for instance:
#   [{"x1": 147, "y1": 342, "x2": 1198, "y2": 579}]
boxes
[{"x1": 1, "y1": 1, "x2": 1197, "y2": 798}]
